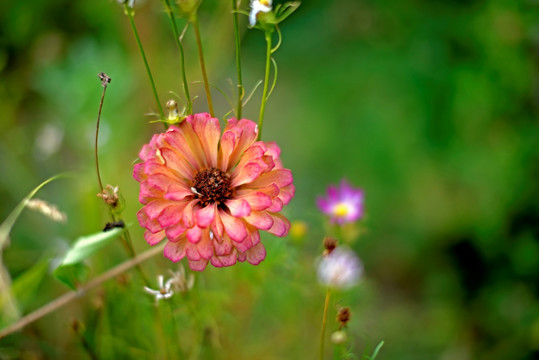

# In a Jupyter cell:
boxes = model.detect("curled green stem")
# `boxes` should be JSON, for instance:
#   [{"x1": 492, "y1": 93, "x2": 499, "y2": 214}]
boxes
[
  {"x1": 192, "y1": 13, "x2": 215, "y2": 117},
  {"x1": 257, "y1": 30, "x2": 272, "y2": 141},
  {"x1": 124, "y1": 4, "x2": 164, "y2": 118}
]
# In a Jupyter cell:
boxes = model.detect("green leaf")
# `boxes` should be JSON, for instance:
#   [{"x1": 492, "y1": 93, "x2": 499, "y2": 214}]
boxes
[
  {"x1": 9, "y1": 258, "x2": 49, "y2": 311},
  {"x1": 0, "y1": 174, "x2": 65, "y2": 250},
  {"x1": 54, "y1": 263, "x2": 90, "y2": 290},
  {"x1": 369, "y1": 341, "x2": 384, "y2": 360},
  {"x1": 54, "y1": 226, "x2": 128, "y2": 289}
]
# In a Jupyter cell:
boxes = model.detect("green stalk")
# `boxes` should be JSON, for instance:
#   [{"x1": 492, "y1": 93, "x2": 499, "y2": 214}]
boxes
[
  {"x1": 232, "y1": 0, "x2": 243, "y2": 118},
  {"x1": 192, "y1": 13, "x2": 215, "y2": 117},
  {"x1": 319, "y1": 288, "x2": 331, "y2": 360},
  {"x1": 124, "y1": 4, "x2": 164, "y2": 118},
  {"x1": 162, "y1": 0, "x2": 192, "y2": 114},
  {"x1": 257, "y1": 30, "x2": 272, "y2": 140}
]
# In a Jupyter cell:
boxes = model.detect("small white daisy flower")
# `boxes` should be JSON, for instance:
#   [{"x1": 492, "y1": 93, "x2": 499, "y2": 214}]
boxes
[{"x1": 144, "y1": 275, "x2": 175, "y2": 304}]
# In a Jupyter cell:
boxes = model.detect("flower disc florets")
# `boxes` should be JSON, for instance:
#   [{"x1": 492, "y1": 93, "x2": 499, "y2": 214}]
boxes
[
  {"x1": 134, "y1": 113, "x2": 295, "y2": 271},
  {"x1": 192, "y1": 168, "x2": 233, "y2": 206}
]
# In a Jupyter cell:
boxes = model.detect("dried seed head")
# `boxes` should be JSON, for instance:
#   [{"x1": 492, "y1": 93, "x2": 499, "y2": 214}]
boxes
[
  {"x1": 337, "y1": 307, "x2": 351, "y2": 329},
  {"x1": 98, "y1": 185, "x2": 120, "y2": 208},
  {"x1": 323, "y1": 236, "x2": 338, "y2": 256},
  {"x1": 26, "y1": 199, "x2": 67, "y2": 223},
  {"x1": 98, "y1": 72, "x2": 111, "y2": 87}
]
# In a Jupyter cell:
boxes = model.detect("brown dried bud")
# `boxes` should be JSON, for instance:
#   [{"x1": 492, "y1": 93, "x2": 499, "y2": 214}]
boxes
[
  {"x1": 98, "y1": 72, "x2": 111, "y2": 87},
  {"x1": 97, "y1": 184, "x2": 119, "y2": 208},
  {"x1": 337, "y1": 307, "x2": 351, "y2": 329},
  {"x1": 323, "y1": 236, "x2": 338, "y2": 256}
]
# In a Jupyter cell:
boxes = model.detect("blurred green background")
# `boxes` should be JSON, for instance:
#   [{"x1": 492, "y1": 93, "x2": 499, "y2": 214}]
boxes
[{"x1": 1, "y1": 0, "x2": 538, "y2": 359}]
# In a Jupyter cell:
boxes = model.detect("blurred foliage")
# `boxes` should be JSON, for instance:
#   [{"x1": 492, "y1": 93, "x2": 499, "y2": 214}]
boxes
[{"x1": 0, "y1": 0, "x2": 538, "y2": 359}]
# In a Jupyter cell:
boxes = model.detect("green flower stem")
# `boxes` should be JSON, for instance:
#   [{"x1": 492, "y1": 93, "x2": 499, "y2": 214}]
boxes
[
  {"x1": 232, "y1": 0, "x2": 243, "y2": 119},
  {"x1": 162, "y1": 0, "x2": 192, "y2": 114},
  {"x1": 320, "y1": 288, "x2": 331, "y2": 360},
  {"x1": 124, "y1": 4, "x2": 164, "y2": 118},
  {"x1": 192, "y1": 13, "x2": 215, "y2": 117},
  {"x1": 94, "y1": 72, "x2": 150, "y2": 287},
  {"x1": 118, "y1": 222, "x2": 150, "y2": 287},
  {"x1": 257, "y1": 30, "x2": 272, "y2": 141},
  {"x1": 184, "y1": 292, "x2": 203, "y2": 360}
]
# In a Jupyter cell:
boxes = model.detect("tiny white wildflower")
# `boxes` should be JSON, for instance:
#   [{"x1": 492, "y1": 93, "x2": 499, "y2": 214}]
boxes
[
  {"x1": 317, "y1": 247, "x2": 363, "y2": 289},
  {"x1": 168, "y1": 265, "x2": 195, "y2": 294},
  {"x1": 249, "y1": 0, "x2": 273, "y2": 27},
  {"x1": 144, "y1": 275, "x2": 175, "y2": 304}
]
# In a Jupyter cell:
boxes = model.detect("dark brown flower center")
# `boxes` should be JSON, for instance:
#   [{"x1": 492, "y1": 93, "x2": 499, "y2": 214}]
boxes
[{"x1": 192, "y1": 168, "x2": 233, "y2": 206}]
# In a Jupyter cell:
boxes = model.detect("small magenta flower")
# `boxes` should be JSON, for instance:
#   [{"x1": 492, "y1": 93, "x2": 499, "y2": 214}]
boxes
[
  {"x1": 317, "y1": 180, "x2": 364, "y2": 225},
  {"x1": 134, "y1": 113, "x2": 294, "y2": 271},
  {"x1": 317, "y1": 247, "x2": 363, "y2": 289},
  {"x1": 249, "y1": 0, "x2": 273, "y2": 27}
]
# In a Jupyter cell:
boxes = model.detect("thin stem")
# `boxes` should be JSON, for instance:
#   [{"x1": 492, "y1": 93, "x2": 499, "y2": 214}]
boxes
[
  {"x1": 95, "y1": 73, "x2": 110, "y2": 194},
  {"x1": 320, "y1": 288, "x2": 331, "y2": 360},
  {"x1": 0, "y1": 244, "x2": 165, "y2": 339},
  {"x1": 232, "y1": 0, "x2": 243, "y2": 119},
  {"x1": 124, "y1": 4, "x2": 164, "y2": 118},
  {"x1": 73, "y1": 321, "x2": 99, "y2": 360},
  {"x1": 94, "y1": 73, "x2": 150, "y2": 287},
  {"x1": 184, "y1": 292, "x2": 203, "y2": 360},
  {"x1": 120, "y1": 224, "x2": 150, "y2": 287},
  {"x1": 192, "y1": 14, "x2": 215, "y2": 117},
  {"x1": 162, "y1": 0, "x2": 192, "y2": 114},
  {"x1": 257, "y1": 30, "x2": 272, "y2": 141}
]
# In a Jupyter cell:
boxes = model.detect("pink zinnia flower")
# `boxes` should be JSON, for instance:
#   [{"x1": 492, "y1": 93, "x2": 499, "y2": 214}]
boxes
[
  {"x1": 134, "y1": 113, "x2": 294, "y2": 271},
  {"x1": 317, "y1": 180, "x2": 363, "y2": 224}
]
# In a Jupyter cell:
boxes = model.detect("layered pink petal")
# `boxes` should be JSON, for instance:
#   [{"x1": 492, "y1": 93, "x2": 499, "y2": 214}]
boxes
[
  {"x1": 266, "y1": 197, "x2": 283, "y2": 213},
  {"x1": 266, "y1": 213, "x2": 291, "y2": 237},
  {"x1": 231, "y1": 163, "x2": 264, "y2": 187},
  {"x1": 197, "y1": 232, "x2": 214, "y2": 260},
  {"x1": 195, "y1": 203, "x2": 216, "y2": 228},
  {"x1": 186, "y1": 226, "x2": 202, "y2": 243},
  {"x1": 157, "y1": 204, "x2": 188, "y2": 227},
  {"x1": 144, "y1": 230, "x2": 165, "y2": 245},
  {"x1": 189, "y1": 114, "x2": 220, "y2": 167},
  {"x1": 165, "y1": 222, "x2": 188, "y2": 242},
  {"x1": 164, "y1": 240, "x2": 186, "y2": 262},
  {"x1": 210, "y1": 252, "x2": 237, "y2": 267},
  {"x1": 219, "y1": 210, "x2": 248, "y2": 242},
  {"x1": 213, "y1": 235, "x2": 233, "y2": 256},
  {"x1": 245, "y1": 243, "x2": 266, "y2": 265},
  {"x1": 188, "y1": 259, "x2": 209, "y2": 271},
  {"x1": 235, "y1": 191, "x2": 272, "y2": 211},
  {"x1": 165, "y1": 183, "x2": 193, "y2": 201},
  {"x1": 243, "y1": 168, "x2": 293, "y2": 189},
  {"x1": 225, "y1": 199, "x2": 251, "y2": 217},
  {"x1": 244, "y1": 210, "x2": 274, "y2": 230},
  {"x1": 222, "y1": 119, "x2": 259, "y2": 169}
]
